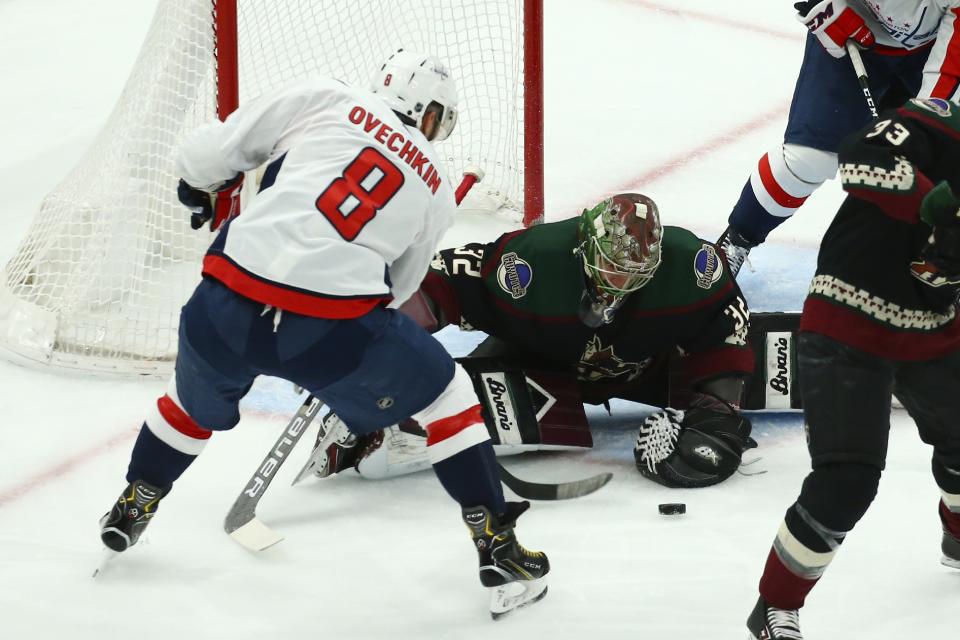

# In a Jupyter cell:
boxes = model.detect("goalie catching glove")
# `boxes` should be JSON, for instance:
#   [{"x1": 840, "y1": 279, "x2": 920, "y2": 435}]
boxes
[{"x1": 633, "y1": 397, "x2": 756, "y2": 488}]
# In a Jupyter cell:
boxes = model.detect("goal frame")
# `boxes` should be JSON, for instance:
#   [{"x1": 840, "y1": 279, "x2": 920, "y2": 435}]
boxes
[{"x1": 0, "y1": 0, "x2": 545, "y2": 377}]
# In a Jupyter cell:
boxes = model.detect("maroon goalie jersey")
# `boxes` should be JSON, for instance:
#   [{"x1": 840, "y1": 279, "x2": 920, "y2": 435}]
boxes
[{"x1": 801, "y1": 98, "x2": 960, "y2": 359}]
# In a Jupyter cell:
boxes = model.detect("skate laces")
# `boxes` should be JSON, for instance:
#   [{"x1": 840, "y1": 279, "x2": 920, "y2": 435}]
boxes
[
  {"x1": 767, "y1": 607, "x2": 803, "y2": 639},
  {"x1": 635, "y1": 409, "x2": 682, "y2": 473}
]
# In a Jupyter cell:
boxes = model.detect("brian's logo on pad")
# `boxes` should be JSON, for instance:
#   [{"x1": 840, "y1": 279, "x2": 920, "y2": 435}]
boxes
[
  {"x1": 765, "y1": 333, "x2": 792, "y2": 410},
  {"x1": 497, "y1": 252, "x2": 533, "y2": 299},
  {"x1": 694, "y1": 244, "x2": 723, "y2": 289},
  {"x1": 481, "y1": 373, "x2": 521, "y2": 445}
]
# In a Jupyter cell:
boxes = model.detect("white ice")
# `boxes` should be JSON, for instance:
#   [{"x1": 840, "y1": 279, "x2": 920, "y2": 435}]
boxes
[{"x1": 0, "y1": 1, "x2": 956, "y2": 638}]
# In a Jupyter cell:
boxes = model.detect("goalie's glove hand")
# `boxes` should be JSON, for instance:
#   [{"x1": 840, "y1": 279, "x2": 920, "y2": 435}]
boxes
[
  {"x1": 794, "y1": 0, "x2": 874, "y2": 58},
  {"x1": 178, "y1": 172, "x2": 244, "y2": 231},
  {"x1": 911, "y1": 182, "x2": 960, "y2": 288},
  {"x1": 633, "y1": 399, "x2": 755, "y2": 489}
]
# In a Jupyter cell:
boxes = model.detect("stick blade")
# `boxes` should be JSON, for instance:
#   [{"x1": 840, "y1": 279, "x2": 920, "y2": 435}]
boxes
[
  {"x1": 227, "y1": 517, "x2": 284, "y2": 552},
  {"x1": 498, "y1": 462, "x2": 613, "y2": 501},
  {"x1": 554, "y1": 472, "x2": 612, "y2": 500}
]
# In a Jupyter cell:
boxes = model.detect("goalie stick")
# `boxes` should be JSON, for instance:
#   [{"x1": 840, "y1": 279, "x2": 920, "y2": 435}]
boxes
[{"x1": 498, "y1": 462, "x2": 612, "y2": 501}]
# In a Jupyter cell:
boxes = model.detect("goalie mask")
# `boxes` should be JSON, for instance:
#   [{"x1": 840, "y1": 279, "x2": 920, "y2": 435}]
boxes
[
  {"x1": 370, "y1": 49, "x2": 459, "y2": 141},
  {"x1": 575, "y1": 193, "x2": 663, "y2": 327}
]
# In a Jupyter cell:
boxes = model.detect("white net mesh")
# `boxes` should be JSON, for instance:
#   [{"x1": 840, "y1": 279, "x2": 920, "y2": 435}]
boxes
[{"x1": 0, "y1": 0, "x2": 528, "y2": 376}]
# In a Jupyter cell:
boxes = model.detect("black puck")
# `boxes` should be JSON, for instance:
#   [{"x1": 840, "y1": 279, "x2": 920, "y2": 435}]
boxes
[{"x1": 658, "y1": 503, "x2": 686, "y2": 515}]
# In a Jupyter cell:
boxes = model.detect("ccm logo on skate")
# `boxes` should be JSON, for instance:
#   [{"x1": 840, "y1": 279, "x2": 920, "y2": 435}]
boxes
[
  {"x1": 765, "y1": 333, "x2": 792, "y2": 410},
  {"x1": 481, "y1": 373, "x2": 522, "y2": 446},
  {"x1": 243, "y1": 397, "x2": 322, "y2": 498}
]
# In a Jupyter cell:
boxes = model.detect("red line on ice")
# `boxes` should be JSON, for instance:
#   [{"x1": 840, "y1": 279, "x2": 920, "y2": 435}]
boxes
[
  {"x1": 0, "y1": 427, "x2": 139, "y2": 509},
  {"x1": 614, "y1": 0, "x2": 802, "y2": 42},
  {"x1": 578, "y1": 100, "x2": 792, "y2": 210},
  {"x1": 0, "y1": 406, "x2": 291, "y2": 509}
]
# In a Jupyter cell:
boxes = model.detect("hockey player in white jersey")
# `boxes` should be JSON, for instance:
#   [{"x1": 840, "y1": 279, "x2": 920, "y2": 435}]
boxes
[
  {"x1": 718, "y1": 0, "x2": 960, "y2": 275},
  {"x1": 97, "y1": 50, "x2": 549, "y2": 618}
]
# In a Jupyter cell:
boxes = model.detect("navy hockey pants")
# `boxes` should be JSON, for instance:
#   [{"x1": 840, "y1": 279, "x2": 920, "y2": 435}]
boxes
[
  {"x1": 785, "y1": 34, "x2": 932, "y2": 152},
  {"x1": 126, "y1": 277, "x2": 459, "y2": 488}
]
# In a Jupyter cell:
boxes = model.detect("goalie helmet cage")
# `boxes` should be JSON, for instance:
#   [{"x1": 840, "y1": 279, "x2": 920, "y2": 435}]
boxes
[{"x1": 0, "y1": 0, "x2": 544, "y2": 377}]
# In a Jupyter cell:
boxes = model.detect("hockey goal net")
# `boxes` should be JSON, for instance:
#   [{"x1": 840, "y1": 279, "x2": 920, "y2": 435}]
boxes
[{"x1": 0, "y1": 0, "x2": 543, "y2": 376}]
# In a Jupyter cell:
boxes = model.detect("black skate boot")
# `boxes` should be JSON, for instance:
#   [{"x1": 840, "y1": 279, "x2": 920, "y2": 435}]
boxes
[
  {"x1": 747, "y1": 596, "x2": 803, "y2": 640},
  {"x1": 940, "y1": 502, "x2": 960, "y2": 569},
  {"x1": 717, "y1": 225, "x2": 757, "y2": 278},
  {"x1": 99, "y1": 480, "x2": 168, "y2": 552},
  {"x1": 462, "y1": 501, "x2": 549, "y2": 619}
]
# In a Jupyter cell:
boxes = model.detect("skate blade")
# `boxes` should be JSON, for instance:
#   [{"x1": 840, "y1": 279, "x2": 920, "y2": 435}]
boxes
[
  {"x1": 489, "y1": 577, "x2": 548, "y2": 620},
  {"x1": 92, "y1": 548, "x2": 118, "y2": 578},
  {"x1": 941, "y1": 554, "x2": 960, "y2": 569},
  {"x1": 291, "y1": 452, "x2": 327, "y2": 486}
]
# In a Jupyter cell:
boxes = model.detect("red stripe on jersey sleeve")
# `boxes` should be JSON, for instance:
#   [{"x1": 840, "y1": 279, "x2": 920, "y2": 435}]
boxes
[{"x1": 931, "y1": 9, "x2": 960, "y2": 99}]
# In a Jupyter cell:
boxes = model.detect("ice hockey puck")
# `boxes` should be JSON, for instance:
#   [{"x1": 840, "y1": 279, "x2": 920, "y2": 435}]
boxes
[{"x1": 658, "y1": 503, "x2": 686, "y2": 515}]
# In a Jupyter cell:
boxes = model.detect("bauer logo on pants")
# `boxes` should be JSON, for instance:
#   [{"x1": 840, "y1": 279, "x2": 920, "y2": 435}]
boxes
[{"x1": 765, "y1": 332, "x2": 792, "y2": 410}]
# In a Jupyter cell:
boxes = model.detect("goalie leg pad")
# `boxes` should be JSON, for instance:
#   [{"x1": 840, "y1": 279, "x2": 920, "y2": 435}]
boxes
[{"x1": 458, "y1": 354, "x2": 592, "y2": 449}]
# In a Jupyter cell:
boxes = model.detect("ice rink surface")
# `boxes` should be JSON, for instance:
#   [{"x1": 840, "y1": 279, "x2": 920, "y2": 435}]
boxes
[{"x1": 0, "y1": 1, "x2": 957, "y2": 638}]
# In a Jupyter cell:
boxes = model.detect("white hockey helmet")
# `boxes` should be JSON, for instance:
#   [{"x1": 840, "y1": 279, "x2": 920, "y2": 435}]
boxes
[{"x1": 370, "y1": 49, "x2": 459, "y2": 141}]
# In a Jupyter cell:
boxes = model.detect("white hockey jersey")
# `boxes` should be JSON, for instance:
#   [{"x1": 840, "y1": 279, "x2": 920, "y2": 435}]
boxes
[
  {"x1": 853, "y1": 1, "x2": 960, "y2": 100},
  {"x1": 176, "y1": 76, "x2": 456, "y2": 319}
]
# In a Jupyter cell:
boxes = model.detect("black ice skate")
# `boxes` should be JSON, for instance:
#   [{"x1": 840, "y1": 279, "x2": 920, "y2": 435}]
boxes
[
  {"x1": 99, "y1": 479, "x2": 167, "y2": 552},
  {"x1": 940, "y1": 502, "x2": 960, "y2": 569},
  {"x1": 943, "y1": 531, "x2": 960, "y2": 569},
  {"x1": 747, "y1": 596, "x2": 804, "y2": 640},
  {"x1": 462, "y1": 501, "x2": 550, "y2": 619},
  {"x1": 717, "y1": 225, "x2": 757, "y2": 278}
]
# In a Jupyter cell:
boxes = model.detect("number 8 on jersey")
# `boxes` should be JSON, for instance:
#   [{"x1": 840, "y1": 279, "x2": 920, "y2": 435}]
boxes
[{"x1": 316, "y1": 147, "x2": 405, "y2": 241}]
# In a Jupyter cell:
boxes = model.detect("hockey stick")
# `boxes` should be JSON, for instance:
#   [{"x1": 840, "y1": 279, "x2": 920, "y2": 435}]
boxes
[
  {"x1": 497, "y1": 462, "x2": 613, "y2": 501},
  {"x1": 227, "y1": 393, "x2": 611, "y2": 550},
  {"x1": 846, "y1": 41, "x2": 879, "y2": 119},
  {"x1": 225, "y1": 394, "x2": 325, "y2": 551}
]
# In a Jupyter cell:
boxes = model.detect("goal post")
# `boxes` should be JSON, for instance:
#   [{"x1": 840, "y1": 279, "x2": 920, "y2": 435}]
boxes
[{"x1": 0, "y1": 0, "x2": 544, "y2": 377}]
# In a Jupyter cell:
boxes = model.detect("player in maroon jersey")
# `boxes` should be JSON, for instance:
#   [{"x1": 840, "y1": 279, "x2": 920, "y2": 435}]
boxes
[{"x1": 747, "y1": 97, "x2": 960, "y2": 639}]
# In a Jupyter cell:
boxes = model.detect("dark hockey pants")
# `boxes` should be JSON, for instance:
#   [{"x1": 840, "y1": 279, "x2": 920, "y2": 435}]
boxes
[{"x1": 790, "y1": 331, "x2": 960, "y2": 553}]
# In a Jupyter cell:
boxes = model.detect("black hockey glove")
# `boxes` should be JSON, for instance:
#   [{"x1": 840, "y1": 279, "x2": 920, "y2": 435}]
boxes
[
  {"x1": 178, "y1": 172, "x2": 244, "y2": 231},
  {"x1": 910, "y1": 182, "x2": 960, "y2": 288},
  {"x1": 633, "y1": 398, "x2": 755, "y2": 489}
]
